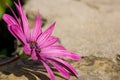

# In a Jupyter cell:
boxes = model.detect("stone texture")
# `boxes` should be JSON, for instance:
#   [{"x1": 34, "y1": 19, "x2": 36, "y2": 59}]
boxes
[
  {"x1": 0, "y1": 56, "x2": 120, "y2": 80},
  {"x1": 73, "y1": 56, "x2": 120, "y2": 80},
  {"x1": 24, "y1": 0, "x2": 120, "y2": 59}
]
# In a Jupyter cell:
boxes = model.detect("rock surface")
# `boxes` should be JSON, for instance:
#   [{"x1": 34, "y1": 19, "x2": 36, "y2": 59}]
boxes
[
  {"x1": 24, "y1": 0, "x2": 120, "y2": 59},
  {"x1": 0, "y1": 56, "x2": 120, "y2": 80}
]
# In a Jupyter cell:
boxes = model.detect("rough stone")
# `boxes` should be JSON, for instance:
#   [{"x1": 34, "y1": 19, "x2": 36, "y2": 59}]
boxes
[{"x1": 0, "y1": 56, "x2": 120, "y2": 80}]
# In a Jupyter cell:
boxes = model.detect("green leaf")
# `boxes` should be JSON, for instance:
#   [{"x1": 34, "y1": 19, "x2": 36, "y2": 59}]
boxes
[
  {"x1": 0, "y1": 6, "x2": 5, "y2": 20},
  {"x1": 0, "y1": 0, "x2": 12, "y2": 20},
  {"x1": 0, "y1": 49, "x2": 7, "y2": 56}
]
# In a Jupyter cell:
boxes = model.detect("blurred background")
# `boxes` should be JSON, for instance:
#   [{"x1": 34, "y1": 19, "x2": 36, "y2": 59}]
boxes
[{"x1": 0, "y1": 0, "x2": 24, "y2": 57}]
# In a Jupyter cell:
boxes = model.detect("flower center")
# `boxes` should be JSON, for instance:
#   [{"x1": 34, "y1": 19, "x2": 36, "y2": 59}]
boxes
[{"x1": 30, "y1": 41, "x2": 41, "y2": 53}]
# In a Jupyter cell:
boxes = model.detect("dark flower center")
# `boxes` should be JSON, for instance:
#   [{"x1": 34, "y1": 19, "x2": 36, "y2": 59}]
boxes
[{"x1": 30, "y1": 41, "x2": 41, "y2": 53}]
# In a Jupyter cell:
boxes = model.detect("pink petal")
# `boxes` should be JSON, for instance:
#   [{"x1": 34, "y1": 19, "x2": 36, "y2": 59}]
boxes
[
  {"x1": 2, "y1": 14, "x2": 22, "y2": 32},
  {"x1": 31, "y1": 49, "x2": 38, "y2": 60},
  {"x1": 41, "y1": 45, "x2": 81, "y2": 60},
  {"x1": 41, "y1": 60, "x2": 55, "y2": 80},
  {"x1": 58, "y1": 52, "x2": 82, "y2": 60},
  {"x1": 40, "y1": 36, "x2": 59, "y2": 48},
  {"x1": 42, "y1": 45, "x2": 66, "y2": 52},
  {"x1": 40, "y1": 45, "x2": 66, "y2": 57},
  {"x1": 48, "y1": 58, "x2": 78, "y2": 78},
  {"x1": 23, "y1": 44, "x2": 31, "y2": 55},
  {"x1": 31, "y1": 12, "x2": 42, "y2": 41},
  {"x1": 48, "y1": 60, "x2": 70, "y2": 79},
  {"x1": 37, "y1": 22, "x2": 56, "y2": 45},
  {"x1": 2, "y1": 14, "x2": 18, "y2": 25},
  {"x1": 41, "y1": 45, "x2": 66, "y2": 57},
  {"x1": 6, "y1": 4, "x2": 20, "y2": 25},
  {"x1": 8, "y1": 24, "x2": 26, "y2": 45},
  {"x1": 14, "y1": 1, "x2": 30, "y2": 42}
]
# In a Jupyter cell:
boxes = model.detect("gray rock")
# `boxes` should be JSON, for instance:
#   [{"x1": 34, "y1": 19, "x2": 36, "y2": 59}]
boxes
[{"x1": 24, "y1": 0, "x2": 120, "y2": 59}]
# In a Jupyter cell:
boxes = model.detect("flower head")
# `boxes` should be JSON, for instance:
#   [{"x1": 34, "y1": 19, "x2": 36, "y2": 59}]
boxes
[{"x1": 2, "y1": 0, "x2": 81, "y2": 80}]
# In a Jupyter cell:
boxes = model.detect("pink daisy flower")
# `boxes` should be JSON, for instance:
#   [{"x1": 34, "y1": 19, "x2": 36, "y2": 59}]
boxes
[{"x1": 2, "y1": 0, "x2": 81, "y2": 80}]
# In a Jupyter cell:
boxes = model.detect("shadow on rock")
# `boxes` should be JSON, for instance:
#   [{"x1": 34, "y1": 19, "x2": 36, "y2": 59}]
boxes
[{"x1": 0, "y1": 58, "x2": 65, "y2": 80}]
